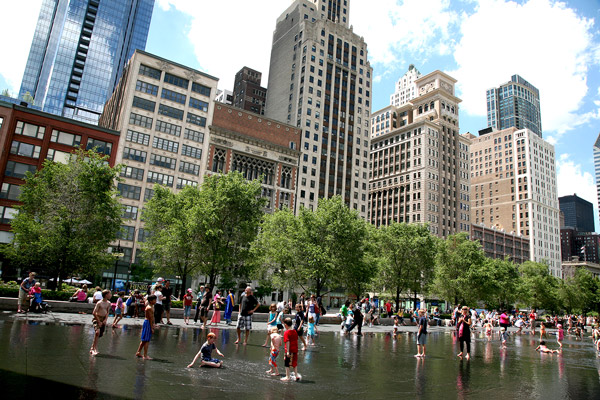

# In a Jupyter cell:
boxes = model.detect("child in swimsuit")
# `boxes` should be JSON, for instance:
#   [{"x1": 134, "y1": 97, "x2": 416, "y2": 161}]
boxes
[
  {"x1": 266, "y1": 327, "x2": 282, "y2": 376},
  {"x1": 536, "y1": 340, "x2": 559, "y2": 353},
  {"x1": 556, "y1": 323, "x2": 564, "y2": 348}
]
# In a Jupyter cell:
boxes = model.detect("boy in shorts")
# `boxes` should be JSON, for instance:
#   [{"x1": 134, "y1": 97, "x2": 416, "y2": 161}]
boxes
[
  {"x1": 281, "y1": 317, "x2": 301, "y2": 381},
  {"x1": 266, "y1": 327, "x2": 282, "y2": 376},
  {"x1": 90, "y1": 290, "x2": 111, "y2": 356},
  {"x1": 187, "y1": 332, "x2": 224, "y2": 368}
]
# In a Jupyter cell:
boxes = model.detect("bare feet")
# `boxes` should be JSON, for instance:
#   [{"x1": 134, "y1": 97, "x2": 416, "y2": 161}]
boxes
[
  {"x1": 135, "y1": 352, "x2": 142, "y2": 358},
  {"x1": 143, "y1": 356, "x2": 152, "y2": 360},
  {"x1": 465, "y1": 354, "x2": 470, "y2": 360},
  {"x1": 280, "y1": 377, "x2": 292, "y2": 381},
  {"x1": 90, "y1": 349, "x2": 98, "y2": 356},
  {"x1": 235, "y1": 339, "x2": 240, "y2": 344},
  {"x1": 457, "y1": 352, "x2": 463, "y2": 359},
  {"x1": 296, "y1": 373, "x2": 302, "y2": 381}
]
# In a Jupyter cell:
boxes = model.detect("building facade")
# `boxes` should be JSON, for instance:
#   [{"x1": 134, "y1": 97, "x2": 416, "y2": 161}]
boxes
[
  {"x1": 562, "y1": 258, "x2": 600, "y2": 279},
  {"x1": 593, "y1": 132, "x2": 600, "y2": 225},
  {"x1": 558, "y1": 193, "x2": 595, "y2": 233},
  {"x1": 465, "y1": 127, "x2": 561, "y2": 276},
  {"x1": 486, "y1": 75, "x2": 542, "y2": 137},
  {"x1": 232, "y1": 67, "x2": 267, "y2": 115},
  {"x1": 560, "y1": 227, "x2": 600, "y2": 264},
  {"x1": 0, "y1": 101, "x2": 120, "y2": 246},
  {"x1": 265, "y1": 0, "x2": 371, "y2": 217},
  {"x1": 19, "y1": 0, "x2": 155, "y2": 125},
  {"x1": 99, "y1": 50, "x2": 219, "y2": 269},
  {"x1": 390, "y1": 64, "x2": 421, "y2": 108},
  {"x1": 369, "y1": 70, "x2": 471, "y2": 238},
  {"x1": 215, "y1": 89, "x2": 234, "y2": 105},
  {"x1": 471, "y1": 224, "x2": 530, "y2": 264},
  {"x1": 206, "y1": 103, "x2": 301, "y2": 213}
]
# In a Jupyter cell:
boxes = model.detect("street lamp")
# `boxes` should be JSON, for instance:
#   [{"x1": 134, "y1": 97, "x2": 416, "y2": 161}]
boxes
[{"x1": 111, "y1": 240, "x2": 124, "y2": 291}]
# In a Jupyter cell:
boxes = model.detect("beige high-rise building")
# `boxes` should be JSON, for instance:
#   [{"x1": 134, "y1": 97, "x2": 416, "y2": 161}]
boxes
[
  {"x1": 100, "y1": 50, "x2": 219, "y2": 265},
  {"x1": 464, "y1": 127, "x2": 561, "y2": 276},
  {"x1": 369, "y1": 70, "x2": 471, "y2": 237},
  {"x1": 265, "y1": 0, "x2": 372, "y2": 216}
]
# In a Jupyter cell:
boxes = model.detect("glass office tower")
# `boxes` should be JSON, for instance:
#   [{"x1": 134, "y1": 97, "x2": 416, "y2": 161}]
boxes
[{"x1": 19, "y1": 0, "x2": 155, "y2": 124}]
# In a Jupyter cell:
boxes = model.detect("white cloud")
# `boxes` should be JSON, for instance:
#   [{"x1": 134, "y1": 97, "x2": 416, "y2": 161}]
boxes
[
  {"x1": 451, "y1": 0, "x2": 600, "y2": 137},
  {"x1": 0, "y1": 1, "x2": 43, "y2": 94},
  {"x1": 556, "y1": 153, "x2": 599, "y2": 230}
]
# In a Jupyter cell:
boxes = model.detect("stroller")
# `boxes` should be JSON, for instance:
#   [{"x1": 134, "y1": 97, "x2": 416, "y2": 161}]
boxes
[{"x1": 29, "y1": 290, "x2": 51, "y2": 313}]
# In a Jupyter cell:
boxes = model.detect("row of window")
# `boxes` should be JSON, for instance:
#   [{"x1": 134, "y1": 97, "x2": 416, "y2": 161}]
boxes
[
  {"x1": 130, "y1": 112, "x2": 206, "y2": 130},
  {"x1": 138, "y1": 64, "x2": 212, "y2": 98}
]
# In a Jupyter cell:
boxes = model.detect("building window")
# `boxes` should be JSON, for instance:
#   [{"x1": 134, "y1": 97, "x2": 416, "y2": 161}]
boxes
[
  {"x1": 15, "y1": 121, "x2": 45, "y2": 139},
  {"x1": 212, "y1": 148, "x2": 227, "y2": 173},
  {"x1": 46, "y1": 149, "x2": 72, "y2": 163},
  {"x1": 120, "y1": 166, "x2": 145, "y2": 181},
  {"x1": 0, "y1": 183, "x2": 22, "y2": 201},
  {"x1": 231, "y1": 153, "x2": 274, "y2": 185},
  {"x1": 5, "y1": 161, "x2": 37, "y2": 179},
  {"x1": 126, "y1": 129, "x2": 150, "y2": 146},
  {"x1": 10, "y1": 141, "x2": 41, "y2": 158},
  {"x1": 189, "y1": 97, "x2": 209, "y2": 112},
  {"x1": 149, "y1": 153, "x2": 177, "y2": 170},
  {"x1": 184, "y1": 128, "x2": 204, "y2": 143},
  {"x1": 161, "y1": 88, "x2": 186, "y2": 104},
  {"x1": 122, "y1": 205, "x2": 138, "y2": 220},
  {"x1": 158, "y1": 104, "x2": 184, "y2": 120},
  {"x1": 176, "y1": 177, "x2": 198, "y2": 189},
  {"x1": 155, "y1": 120, "x2": 181, "y2": 137},
  {"x1": 129, "y1": 112, "x2": 153, "y2": 129},
  {"x1": 147, "y1": 171, "x2": 174, "y2": 187},
  {"x1": 152, "y1": 137, "x2": 179, "y2": 153},
  {"x1": 181, "y1": 144, "x2": 202, "y2": 159},
  {"x1": 118, "y1": 183, "x2": 141, "y2": 200},
  {"x1": 51, "y1": 130, "x2": 81, "y2": 146},
  {"x1": 280, "y1": 165, "x2": 292, "y2": 189},
  {"x1": 137, "y1": 228, "x2": 151, "y2": 242},
  {"x1": 179, "y1": 160, "x2": 200, "y2": 176},
  {"x1": 132, "y1": 96, "x2": 156, "y2": 112},
  {"x1": 122, "y1": 147, "x2": 147, "y2": 163},
  {"x1": 135, "y1": 80, "x2": 158, "y2": 96},
  {"x1": 0, "y1": 206, "x2": 18, "y2": 224},
  {"x1": 139, "y1": 64, "x2": 162, "y2": 80},
  {"x1": 192, "y1": 82, "x2": 211, "y2": 97},
  {"x1": 144, "y1": 188, "x2": 155, "y2": 202},
  {"x1": 186, "y1": 112, "x2": 206, "y2": 127},
  {"x1": 118, "y1": 225, "x2": 136, "y2": 241},
  {"x1": 164, "y1": 73, "x2": 189, "y2": 89},
  {"x1": 86, "y1": 138, "x2": 112, "y2": 155}
]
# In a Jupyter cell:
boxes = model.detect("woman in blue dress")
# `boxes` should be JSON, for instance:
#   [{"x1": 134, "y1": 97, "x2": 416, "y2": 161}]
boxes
[{"x1": 224, "y1": 289, "x2": 235, "y2": 325}]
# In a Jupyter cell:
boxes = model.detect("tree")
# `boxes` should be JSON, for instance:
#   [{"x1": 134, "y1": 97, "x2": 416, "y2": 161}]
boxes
[
  {"x1": 475, "y1": 257, "x2": 520, "y2": 310},
  {"x1": 557, "y1": 268, "x2": 599, "y2": 313},
  {"x1": 375, "y1": 223, "x2": 437, "y2": 310},
  {"x1": 7, "y1": 149, "x2": 122, "y2": 289},
  {"x1": 517, "y1": 261, "x2": 559, "y2": 312},
  {"x1": 432, "y1": 233, "x2": 486, "y2": 306},
  {"x1": 1, "y1": 88, "x2": 11, "y2": 97}
]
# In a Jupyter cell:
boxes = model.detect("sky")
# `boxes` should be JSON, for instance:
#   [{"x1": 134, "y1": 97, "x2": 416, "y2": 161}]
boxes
[{"x1": 0, "y1": 0, "x2": 599, "y2": 229}]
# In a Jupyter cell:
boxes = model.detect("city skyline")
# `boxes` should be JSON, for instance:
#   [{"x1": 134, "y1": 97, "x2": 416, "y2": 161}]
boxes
[{"x1": 0, "y1": 0, "x2": 598, "y2": 227}]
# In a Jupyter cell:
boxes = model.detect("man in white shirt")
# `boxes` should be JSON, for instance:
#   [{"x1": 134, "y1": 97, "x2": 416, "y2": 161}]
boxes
[{"x1": 92, "y1": 287, "x2": 103, "y2": 304}]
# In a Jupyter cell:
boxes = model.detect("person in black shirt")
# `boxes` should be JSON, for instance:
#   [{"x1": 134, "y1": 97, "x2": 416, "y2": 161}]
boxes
[
  {"x1": 457, "y1": 306, "x2": 472, "y2": 360},
  {"x1": 235, "y1": 286, "x2": 260, "y2": 345},
  {"x1": 416, "y1": 309, "x2": 428, "y2": 357},
  {"x1": 347, "y1": 302, "x2": 364, "y2": 336}
]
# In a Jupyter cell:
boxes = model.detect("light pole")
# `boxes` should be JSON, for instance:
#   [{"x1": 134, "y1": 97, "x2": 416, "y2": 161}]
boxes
[{"x1": 112, "y1": 240, "x2": 124, "y2": 291}]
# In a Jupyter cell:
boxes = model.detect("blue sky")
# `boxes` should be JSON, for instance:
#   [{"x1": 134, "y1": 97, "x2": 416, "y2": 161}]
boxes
[{"x1": 1, "y1": 0, "x2": 599, "y2": 229}]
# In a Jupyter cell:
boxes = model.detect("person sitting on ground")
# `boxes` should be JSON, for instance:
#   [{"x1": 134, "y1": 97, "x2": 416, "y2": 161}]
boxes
[{"x1": 187, "y1": 332, "x2": 224, "y2": 368}]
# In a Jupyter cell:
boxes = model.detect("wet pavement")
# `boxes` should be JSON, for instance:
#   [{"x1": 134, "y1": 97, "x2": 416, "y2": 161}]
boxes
[{"x1": 0, "y1": 311, "x2": 599, "y2": 399}]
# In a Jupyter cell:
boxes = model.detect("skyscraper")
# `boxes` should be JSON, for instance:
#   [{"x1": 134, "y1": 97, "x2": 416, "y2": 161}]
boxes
[
  {"x1": 594, "y1": 132, "x2": 600, "y2": 224},
  {"x1": 389, "y1": 64, "x2": 421, "y2": 107},
  {"x1": 19, "y1": 0, "x2": 155, "y2": 125},
  {"x1": 486, "y1": 75, "x2": 542, "y2": 137},
  {"x1": 265, "y1": 0, "x2": 372, "y2": 217},
  {"x1": 232, "y1": 67, "x2": 267, "y2": 115},
  {"x1": 559, "y1": 194, "x2": 595, "y2": 232}
]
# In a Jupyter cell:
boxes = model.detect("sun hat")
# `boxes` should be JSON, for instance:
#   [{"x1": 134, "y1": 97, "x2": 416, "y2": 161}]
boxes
[{"x1": 187, "y1": 288, "x2": 192, "y2": 292}]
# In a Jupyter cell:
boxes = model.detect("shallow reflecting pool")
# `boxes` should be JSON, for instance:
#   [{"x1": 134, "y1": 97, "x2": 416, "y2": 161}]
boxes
[{"x1": 0, "y1": 316, "x2": 599, "y2": 399}]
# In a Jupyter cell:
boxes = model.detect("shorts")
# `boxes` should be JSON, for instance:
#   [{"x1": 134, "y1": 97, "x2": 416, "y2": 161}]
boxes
[
  {"x1": 184, "y1": 305, "x2": 191, "y2": 317},
  {"x1": 19, "y1": 289, "x2": 28, "y2": 306},
  {"x1": 236, "y1": 314, "x2": 253, "y2": 330},
  {"x1": 202, "y1": 357, "x2": 221, "y2": 364},
  {"x1": 163, "y1": 301, "x2": 171, "y2": 312},
  {"x1": 269, "y1": 349, "x2": 279, "y2": 367},
  {"x1": 92, "y1": 318, "x2": 106, "y2": 338},
  {"x1": 277, "y1": 323, "x2": 284, "y2": 331},
  {"x1": 141, "y1": 319, "x2": 152, "y2": 342},
  {"x1": 115, "y1": 308, "x2": 122, "y2": 316},
  {"x1": 268, "y1": 324, "x2": 277, "y2": 332},
  {"x1": 417, "y1": 333, "x2": 428, "y2": 345},
  {"x1": 200, "y1": 307, "x2": 208, "y2": 318},
  {"x1": 284, "y1": 352, "x2": 298, "y2": 368},
  {"x1": 296, "y1": 327, "x2": 304, "y2": 337}
]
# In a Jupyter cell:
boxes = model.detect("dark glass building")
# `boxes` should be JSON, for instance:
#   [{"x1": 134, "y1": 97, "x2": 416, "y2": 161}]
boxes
[
  {"x1": 18, "y1": 0, "x2": 155, "y2": 125},
  {"x1": 559, "y1": 193, "x2": 595, "y2": 233},
  {"x1": 486, "y1": 75, "x2": 542, "y2": 137}
]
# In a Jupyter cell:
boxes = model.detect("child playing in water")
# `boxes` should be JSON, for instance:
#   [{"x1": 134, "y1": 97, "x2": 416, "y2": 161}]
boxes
[
  {"x1": 536, "y1": 340, "x2": 559, "y2": 354},
  {"x1": 483, "y1": 319, "x2": 493, "y2": 338},
  {"x1": 188, "y1": 332, "x2": 224, "y2": 368},
  {"x1": 90, "y1": 290, "x2": 112, "y2": 356},
  {"x1": 307, "y1": 315, "x2": 317, "y2": 345},
  {"x1": 500, "y1": 327, "x2": 509, "y2": 348},
  {"x1": 281, "y1": 317, "x2": 301, "y2": 382},
  {"x1": 539, "y1": 322, "x2": 547, "y2": 339},
  {"x1": 392, "y1": 315, "x2": 400, "y2": 337},
  {"x1": 112, "y1": 291, "x2": 125, "y2": 328},
  {"x1": 266, "y1": 327, "x2": 282, "y2": 376},
  {"x1": 556, "y1": 323, "x2": 564, "y2": 348},
  {"x1": 135, "y1": 294, "x2": 156, "y2": 360}
]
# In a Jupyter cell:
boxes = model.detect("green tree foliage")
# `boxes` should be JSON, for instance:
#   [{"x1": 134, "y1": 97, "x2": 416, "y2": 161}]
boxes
[
  {"x1": 475, "y1": 257, "x2": 520, "y2": 310},
  {"x1": 517, "y1": 261, "x2": 559, "y2": 312},
  {"x1": 7, "y1": 149, "x2": 122, "y2": 289},
  {"x1": 557, "y1": 268, "x2": 599, "y2": 313},
  {"x1": 253, "y1": 196, "x2": 374, "y2": 298},
  {"x1": 432, "y1": 233, "x2": 486, "y2": 306},
  {"x1": 375, "y1": 223, "x2": 438, "y2": 310},
  {"x1": 142, "y1": 172, "x2": 266, "y2": 291}
]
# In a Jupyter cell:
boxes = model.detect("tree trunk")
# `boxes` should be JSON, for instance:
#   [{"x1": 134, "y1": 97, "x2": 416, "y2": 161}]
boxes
[
  {"x1": 395, "y1": 286, "x2": 400, "y2": 311},
  {"x1": 181, "y1": 273, "x2": 187, "y2": 300}
]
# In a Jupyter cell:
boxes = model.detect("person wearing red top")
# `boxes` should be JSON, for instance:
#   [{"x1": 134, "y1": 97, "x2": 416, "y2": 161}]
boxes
[
  {"x1": 183, "y1": 289, "x2": 194, "y2": 325},
  {"x1": 529, "y1": 309, "x2": 537, "y2": 335},
  {"x1": 281, "y1": 317, "x2": 301, "y2": 381}
]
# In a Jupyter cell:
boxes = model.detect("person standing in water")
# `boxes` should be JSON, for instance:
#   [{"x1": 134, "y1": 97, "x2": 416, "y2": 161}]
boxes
[
  {"x1": 224, "y1": 289, "x2": 235, "y2": 325},
  {"x1": 456, "y1": 306, "x2": 472, "y2": 360}
]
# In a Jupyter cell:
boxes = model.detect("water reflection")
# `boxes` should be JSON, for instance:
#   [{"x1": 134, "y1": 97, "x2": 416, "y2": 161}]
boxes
[{"x1": 456, "y1": 360, "x2": 471, "y2": 400}]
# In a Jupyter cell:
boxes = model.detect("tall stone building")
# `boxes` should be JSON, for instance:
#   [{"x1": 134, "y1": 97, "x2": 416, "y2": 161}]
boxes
[
  {"x1": 19, "y1": 0, "x2": 155, "y2": 124},
  {"x1": 390, "y1": 64, "x2": 421, "y2": 107},
  {"x1": 465, "y1": 127, "x2": 561, "y2": 276},
  {"x1": 265, "y1": 0, "x2": 372, "y2": 216},
  {"x1": 99, "y1": 50, "x2": 219, "y2": 268},
  {"x1": 593, "y1": 132, "x2": 600, "y2": 224},
  {"x1": 232, "y1": 67, "x2": 267, "y2": 115},
  {"x1": 369, "y1": 70, "x2": 471, "y2": 238}
]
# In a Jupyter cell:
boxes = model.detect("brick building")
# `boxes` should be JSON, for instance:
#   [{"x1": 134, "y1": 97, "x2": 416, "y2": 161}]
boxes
[
  {"x1": 0, "y1": 101, "x2": 120, "y2": 245},
  {"x1": 560, "y1": 227, "x2": 600, "y2": 264},
  {"x1": 471, "y1": 224, "x2": 530, "y2": 264},
  {"x1": 232, "y1": 67, "x2": 267, "y2": 115},
  {"x1": 207, "y1": 103, "x2": 300, "y2": 212}
]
